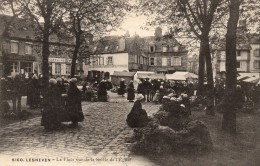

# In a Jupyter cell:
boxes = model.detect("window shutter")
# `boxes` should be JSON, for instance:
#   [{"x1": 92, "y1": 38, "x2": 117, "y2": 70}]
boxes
[
  {"x1": 171, "y1": 57, "x2": 174, "y2": 66},
  {"x1": 52, "y1": 63, "x2": 55, "y2": 75},
  {"x1": 179, "y1": 57, "x2": 182, "y2": 65},
  {"x1": 154, "y1": 57, "x2": 157, "y2": 66},
  {"x1": 254, "y1": 49, "x2": 260, "y2": 57}
]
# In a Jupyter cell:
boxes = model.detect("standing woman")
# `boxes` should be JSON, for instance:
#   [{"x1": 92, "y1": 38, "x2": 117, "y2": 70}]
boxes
[
  {"x1": 118, "y1": 78, "x2": 126, "y2": 97},
  {"x1": 127, "y1": 80, "x2": 135, "y2": 102},
  {"x1": 41, "y1": 79, "x2": 62, "y2": 130},
  {"x1": 97, "y1": 79, "x2": 108, "y2": 102},
  {"x1": 66, "y1": 78, "x2": 84, "y2": 127}
]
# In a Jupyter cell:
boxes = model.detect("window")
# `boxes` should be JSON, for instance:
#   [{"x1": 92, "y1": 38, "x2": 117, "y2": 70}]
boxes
[
  {"x1": 107, "y1": 57, "x2": 113, "y2": 65},
  {"x1": 134, "y1": 55, "x2": 138, "y2": 63},
  {"x1": 140, "y1": 56, "x2": 143, "y2": 64},
  {"x1": 162, "y1": 57, "x2": 167, "y2": 66},
  {"x1": 55, "y1": 63, "x2": 61, "y2": 75},
  {"x1": 66, "y1": 64, "x2": 71, "y2": 74},
  {"x1": 254, "y1": 61, "x2": 260, "y2": 69},
  {"x1": 99, "y1": 57, "x2": 104, "y2": 65},
  {"x1": 24, "y1": 62, "x2": 32, "y2": 73},
  {"x1": 85, "y1": 58, "x2": 91, "y2": 65},
  {"x1": 173, "y1": 57, "x2": 181, "y2": 66},
  {"x1": 92, "y1": 58, "x2": 98, "y2": 65},
  {"x1": 11, "y1": 41, "x2": 18, "y2": 54},
  {"x1": 163, "y1": 46, "x2": 168, "y2": 52},
  {"x1": 93, "y1": 46, "x2": 97, "y2": 52},
  {"x1": 254, "y1": 49, "x2": 260, "y2": 57},
  {"x1": 150, "y1": 46, "x2": 154, "y2": 52},
  {"x1": 236, "y1": 61, "x2": 241, "y2": 68},
  {"x1": 150, "y1": 57, "x2": 157, "y2": 66},
  {"x1": 237, "y1": 51, "x2": 241, "y2": 56},
  {"x1": 25, "y1": 44, "x2": 32, "y2": 55},
  {"x1": 11, "y1": 62, "x2": 19, "y2": 73}
]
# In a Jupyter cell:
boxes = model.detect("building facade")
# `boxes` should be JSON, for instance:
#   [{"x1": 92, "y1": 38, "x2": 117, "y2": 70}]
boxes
[
  {"x1": 0, "y1": 14, "x2": 77, "y2": 78},
  {"x1": 213, "y1": 42, "x2": 260, "y2": 78},
  {"x1": 86, "y1": 28, "x2": 188, "y2": 79}
]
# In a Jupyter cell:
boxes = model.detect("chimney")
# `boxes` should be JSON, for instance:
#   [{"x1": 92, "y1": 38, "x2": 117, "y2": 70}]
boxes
[{"x1": 154, "y1": 27, "x2": 162, "y2": 40}]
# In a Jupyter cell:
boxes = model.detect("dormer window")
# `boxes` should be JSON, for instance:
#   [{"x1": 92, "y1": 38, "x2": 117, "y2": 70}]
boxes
[
  {"x1": 105, "y1": 46, "x2": 108, "y2": 51},
  {"x1": 10, "y1": 40, "x2": 19, "y2": 54},
  {"x1": 93, "y1": 46, "x2": 97, "y2": 52},
  {"x1": 173, "y1": 46, "x2": 179, "y2": 52},
  {"x1": 150, "y1": 46, "x2": 155, "y2": 52},
  {"x1": 163, "y1": 46, "x2": 168, "y2": 52},
  {"x1": 25, "y1": 42, "x2": 33, "y2": 55}
]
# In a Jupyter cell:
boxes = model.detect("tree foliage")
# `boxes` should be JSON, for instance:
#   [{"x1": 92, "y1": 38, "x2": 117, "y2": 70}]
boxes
[
  {"x1": 61, "y1": 0, "x2": 130, "y2": 77},
  {"x1": 16, "y1": 0, "x2": 66, "y2": 86}
]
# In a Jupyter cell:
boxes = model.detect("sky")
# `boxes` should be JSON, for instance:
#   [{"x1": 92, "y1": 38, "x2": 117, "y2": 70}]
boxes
[{"x1": 109, "y1": 13, "x2": 164, "y2": 37}]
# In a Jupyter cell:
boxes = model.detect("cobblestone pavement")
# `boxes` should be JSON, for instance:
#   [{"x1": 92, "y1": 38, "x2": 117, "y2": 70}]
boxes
[{"x1": 0, "y1": 92, "x2": 160, "y2": 166}]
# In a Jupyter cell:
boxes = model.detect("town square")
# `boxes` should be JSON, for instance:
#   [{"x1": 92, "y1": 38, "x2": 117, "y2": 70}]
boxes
[{"x1": 0, "y1": 0, "x2": 260, "y2": 166}]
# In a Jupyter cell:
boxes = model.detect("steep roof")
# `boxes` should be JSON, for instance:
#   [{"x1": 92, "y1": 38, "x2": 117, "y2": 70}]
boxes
[
  {"x1": 91, "y1": 36, "x2": 127, "y2": 54},
  {"x1": 0, "y1": 14, "x2": 74, "y2": 45}
]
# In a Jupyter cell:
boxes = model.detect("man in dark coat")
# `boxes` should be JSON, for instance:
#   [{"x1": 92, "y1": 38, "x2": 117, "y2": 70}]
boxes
[
  {"x1": 67, "y1": 78, "x2": 84, "y2": 127},
  {"x1": 126, "y1": 94, "x2": 149, "y2": 128},
  {"x1": 127, "y1": 80, "x2": 135, "y2": 102},
  {"x1": 137, "y1": 79, "x2": 145, "y2": 95},
  {"x1": 143, "y1": 78, "x2": 152, "y2": 102}
]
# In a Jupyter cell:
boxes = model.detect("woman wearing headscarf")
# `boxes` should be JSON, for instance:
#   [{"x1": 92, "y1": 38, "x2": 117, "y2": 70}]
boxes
[
  {"x1": 117, "y1": 78, "x2": 126, "y2": 97},
  {"x1": 66, "y1": 78, "x2": 84, "y2": 127},
  {"x1": 126, "y1": 94, "x2": 149, "y2": 128},
  {"x1": 97, "y1": 79, "x2": 108, "y2": 102},
  {"x1": 41, "y1": 79, "x2": 62, "y2": 130},
  {"x1": 127, "y1": 80, "x2": 135, "y2": 102}
]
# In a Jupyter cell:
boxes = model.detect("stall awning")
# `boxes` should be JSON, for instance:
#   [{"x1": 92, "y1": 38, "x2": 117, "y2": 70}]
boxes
[
  {"x1": 137, "y1": 73, "x2": 165, "y2": 79},
  {"x1": 243, "y1": 77, "x2": 260, "y2": 83},
  {"x1": 237, "y1": 75, "x2": 249, "y2": 80},
  {"x1": 165, "y1": 72, "x2": 197, "y2": 80},
  {"x1": 111, "y1": 71, "x2": 136, "y2": 77}
]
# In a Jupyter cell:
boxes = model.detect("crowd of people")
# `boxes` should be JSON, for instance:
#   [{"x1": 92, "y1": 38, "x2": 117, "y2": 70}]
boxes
[
  {"x1": 1, "y1": 73, "x2": 260, "y2": 131},
  {"x1": 41, "y1": 77, "x2": 84, "y2": 130}
]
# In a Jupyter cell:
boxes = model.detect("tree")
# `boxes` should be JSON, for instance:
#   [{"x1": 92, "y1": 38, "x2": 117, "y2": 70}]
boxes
[
  {"x1": 137, "y1": 0, "x2": 226, "y2": 115},
  {"x1": 63, "y1": 0, "x2": 130, "y2": 77},
  {"x1": 20, "y1": 0, "x2": 66, "y2": 87},
  {"x1": 0, "y1": 0, "x2": 25, "y2": 38},
  {"x1": 222, "y1": 0, "x2": 243, "y2": 133}
]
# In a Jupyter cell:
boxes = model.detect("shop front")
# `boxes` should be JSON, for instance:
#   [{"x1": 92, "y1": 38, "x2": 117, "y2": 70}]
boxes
[
  {"x1": 3, "y1": 54, "x2": 35, "y2": 77},
  {"x1": 49, "y1": 57, "x2": 75, "y2": 77}
]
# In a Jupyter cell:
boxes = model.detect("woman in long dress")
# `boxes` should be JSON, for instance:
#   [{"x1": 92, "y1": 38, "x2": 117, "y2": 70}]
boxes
[
  {"x1": 127, "y1": 80, "x2": 135, "y2": 102},
  {"x1": 126, "y1": 94, "x2": 149, "y2": 128},
  {"x1": 41, "y1": 79, "x2": 62, "y2": 130},
  {"x1": 117, "y1": 79, "x2": 126, "y2": 97},
  {"x1": 66, "y1": 78, "x2": 84, "y2": 127}
]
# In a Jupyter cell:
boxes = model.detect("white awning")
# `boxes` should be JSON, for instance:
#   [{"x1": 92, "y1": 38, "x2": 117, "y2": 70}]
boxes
[
  {"x1": 165, "y1": 72, "x2": 197, "y2": 80},
  {"x1": 237, "y1": 75, "x2": 249, "y2": 80},
  {"x1": 243, "y1": 77, "x2": 260, "y2": 83}
]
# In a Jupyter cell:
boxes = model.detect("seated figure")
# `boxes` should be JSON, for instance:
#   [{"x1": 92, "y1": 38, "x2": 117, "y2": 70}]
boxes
[{"x1": 126, "y1": 94, "x2": 149, "y2": 128}]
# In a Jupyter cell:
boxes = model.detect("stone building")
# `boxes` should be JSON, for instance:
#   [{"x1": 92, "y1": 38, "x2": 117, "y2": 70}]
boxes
[{"x1": 86, "y1": 27, "x2": 188, "y2": 80}]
